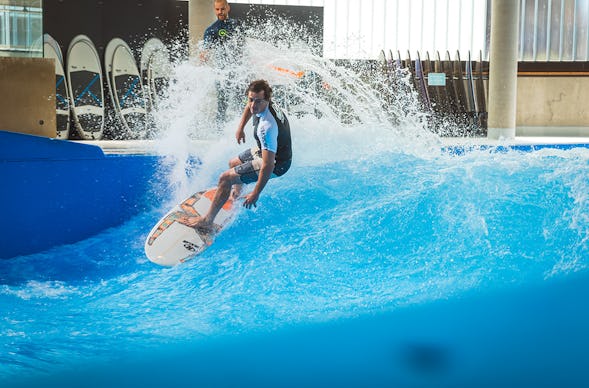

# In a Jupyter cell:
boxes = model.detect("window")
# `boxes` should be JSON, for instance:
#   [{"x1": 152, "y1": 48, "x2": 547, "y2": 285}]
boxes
[{"x1": 0, "y1": 2, "x2": 42, "y2": 57}]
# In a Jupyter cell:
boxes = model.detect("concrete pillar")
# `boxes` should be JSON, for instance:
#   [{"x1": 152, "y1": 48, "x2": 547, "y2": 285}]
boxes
[
  {"x1": 487, "y1": 0, "x2": 520, "y2": 140},
  {"x1": 189, "y1": 0, "x2": 215, "y2": 57}
]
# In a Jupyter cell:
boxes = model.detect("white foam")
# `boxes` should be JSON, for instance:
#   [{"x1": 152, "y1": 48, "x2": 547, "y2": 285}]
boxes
[{"x1": 149, "y1": 29, "x2": 439, "y2": 201}]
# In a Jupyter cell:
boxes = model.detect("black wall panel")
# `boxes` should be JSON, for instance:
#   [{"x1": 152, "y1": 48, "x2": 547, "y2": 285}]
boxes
[
  {"x1": 43, "y1": 0, "x2": 188, "y2": 60},
  {"x1": 43, "y1": 1, "x2": 323, "y2": 60}
]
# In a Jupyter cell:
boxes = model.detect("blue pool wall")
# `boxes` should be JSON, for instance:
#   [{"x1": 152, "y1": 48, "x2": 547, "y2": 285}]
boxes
[{"x1": 0, "y1": 130, "x2": 163, "y2": 259}]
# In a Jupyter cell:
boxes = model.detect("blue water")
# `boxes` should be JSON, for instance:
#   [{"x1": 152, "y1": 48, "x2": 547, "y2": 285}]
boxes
[{"x1": 2, "y1": 145, "x2": 589, "y2": 386}]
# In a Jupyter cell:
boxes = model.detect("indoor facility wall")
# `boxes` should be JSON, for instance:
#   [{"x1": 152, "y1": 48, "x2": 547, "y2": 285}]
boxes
[
  {"x1": 0, "y1": 57, "x2": 55, "y2": 137},
  {"x1": 517, "y1": 76, "x2": 589, "y2": 128}
]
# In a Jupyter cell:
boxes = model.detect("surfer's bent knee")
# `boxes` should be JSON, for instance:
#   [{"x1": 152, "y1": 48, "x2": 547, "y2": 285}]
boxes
[{"x1": 218, "y1": 169, "x2": 240, "y2": 187}]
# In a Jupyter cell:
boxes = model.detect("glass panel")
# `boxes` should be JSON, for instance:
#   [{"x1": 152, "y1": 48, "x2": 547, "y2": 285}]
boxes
[
  {"x1": 28, "y1": 6, "x2": 42, "y2": 55},
  {"x1": 521, "y1": 0, "x2": 536, "y2": 60},
  {"x1": 0, "y1": 1, "x2": 42, "y2": 58},
  {"x1": 12, "y1": 12, "x2": 27, "y2": 47},
  {"x1": 575, "y1": 0, "x2": 589, "y2": 59},
  {"x1": 0, "y1": 11, "x2": 6, "y2": 47},
  {"x1": 561, "y1": 0, "x2": 575, "y2": 60},
  {"x1": 535, "y1": 0, "x2": 549, "y2": 61},
  {"x1": 549, "y1": 0, "x2": 563, "y2": 60}
]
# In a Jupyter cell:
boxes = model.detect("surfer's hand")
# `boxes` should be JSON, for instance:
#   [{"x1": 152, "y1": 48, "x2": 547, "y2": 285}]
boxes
[
  {"x1": 236, "y1": 129, "x2": 246, "y2": 144},
  {"x1": 243, "y1": 192, "x2": 259, "y2": 209}
]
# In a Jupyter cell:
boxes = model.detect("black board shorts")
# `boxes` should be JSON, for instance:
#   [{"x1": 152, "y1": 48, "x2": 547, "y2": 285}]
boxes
[{"x1": 234, "y1": 147, "x2": 291, "y2": 184}]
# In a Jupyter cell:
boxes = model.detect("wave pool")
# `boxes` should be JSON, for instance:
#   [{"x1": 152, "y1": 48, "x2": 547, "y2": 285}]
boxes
[{"x1": 2, "y1": 25, "x2": 589, "y2": 387}]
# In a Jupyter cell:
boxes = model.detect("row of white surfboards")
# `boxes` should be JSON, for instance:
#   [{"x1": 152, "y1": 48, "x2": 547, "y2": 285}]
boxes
[{"x1": 44, "y1": 34, "x2": 172, "y2": 140}]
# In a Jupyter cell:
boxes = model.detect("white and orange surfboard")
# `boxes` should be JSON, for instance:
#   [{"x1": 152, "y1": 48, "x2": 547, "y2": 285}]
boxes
[{"x1": 145, "y1": 188, "x2": 235, "y2": 266}]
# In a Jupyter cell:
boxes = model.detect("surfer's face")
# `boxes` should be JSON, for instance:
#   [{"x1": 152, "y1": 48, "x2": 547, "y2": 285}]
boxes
[
  {"x1": 214, "y1": 2, "x2": 230, "y2": 21},
  {"x1": 248, "y1": 91, "x2": 269, "y2": 115}
]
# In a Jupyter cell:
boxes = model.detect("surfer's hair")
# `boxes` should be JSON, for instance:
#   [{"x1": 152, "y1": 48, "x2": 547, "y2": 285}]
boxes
[{"x1": 246, "y1": 80, "x2": 272, "y2": 101}]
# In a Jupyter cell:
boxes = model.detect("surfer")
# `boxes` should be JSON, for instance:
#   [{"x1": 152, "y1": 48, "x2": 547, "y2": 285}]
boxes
[{"x1": 180, "y1": 79, "x2": 292, "y2": 231}]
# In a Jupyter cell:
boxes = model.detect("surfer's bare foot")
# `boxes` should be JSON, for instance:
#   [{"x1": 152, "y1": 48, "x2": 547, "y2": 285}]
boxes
[{"x1": 179, "y1": 216, "x2": 213, "y2": 232}]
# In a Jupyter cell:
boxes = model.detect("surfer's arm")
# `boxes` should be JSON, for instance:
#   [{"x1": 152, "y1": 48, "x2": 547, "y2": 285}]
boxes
[
  {"x1": 236, "y1": 105, "x2": 252, "y2": 144},
  {"x1": 244, "y1": 149, "x2": 275, "y2": 209}
]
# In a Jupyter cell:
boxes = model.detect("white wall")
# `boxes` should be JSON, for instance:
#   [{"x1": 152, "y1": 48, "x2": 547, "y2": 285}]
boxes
[{"x1": 229, "y1": 0, "x2": 488, "y2": 59}]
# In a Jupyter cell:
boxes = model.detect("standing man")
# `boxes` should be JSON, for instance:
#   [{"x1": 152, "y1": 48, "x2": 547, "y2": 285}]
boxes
[
  {"x1": 202, "y1": 0, "x2": 240, "y2": 125},
  {"x1": 203, "y1": 0, "x2": 237, "y2": 51},
  {"x1": 180, "y1": 80, "x2": 292, "y2": 232}
]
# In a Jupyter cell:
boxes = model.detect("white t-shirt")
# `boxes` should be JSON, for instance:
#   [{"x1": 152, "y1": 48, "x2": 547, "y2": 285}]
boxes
[{"x1": 255, "y1": 106, "x2": 279, "y2": 154}]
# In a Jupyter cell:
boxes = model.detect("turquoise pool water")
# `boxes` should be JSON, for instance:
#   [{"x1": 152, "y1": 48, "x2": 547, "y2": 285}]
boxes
[
  {"x1": 3, "y1": 28, "x2": 589, "y2": 386},
  {"x1": 2, "y1": 146, "x2": 589, "y2": 387}
]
